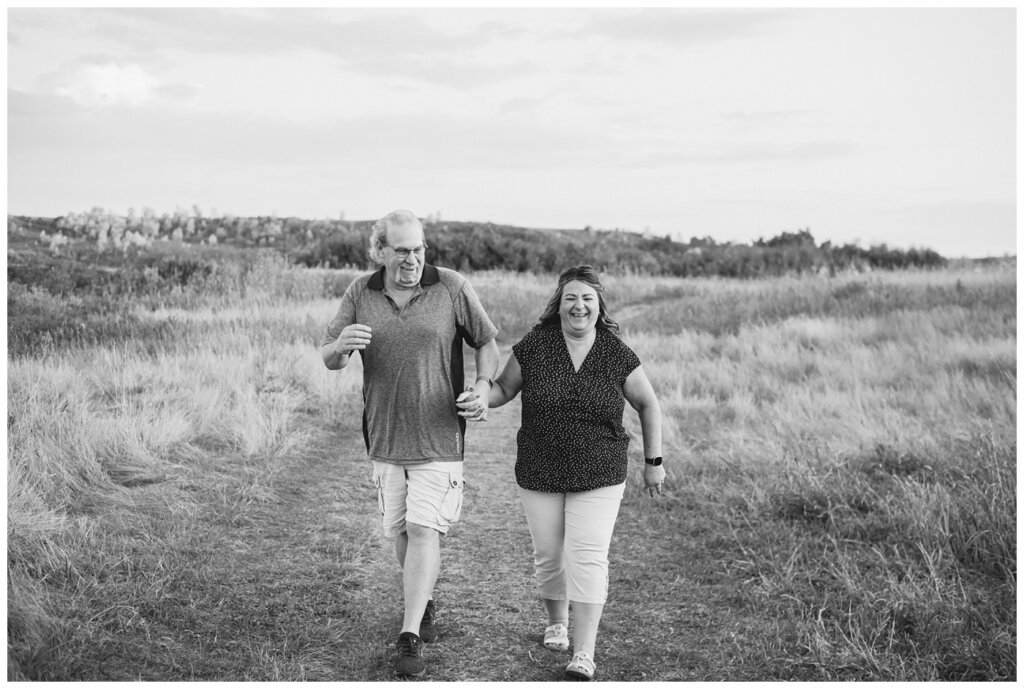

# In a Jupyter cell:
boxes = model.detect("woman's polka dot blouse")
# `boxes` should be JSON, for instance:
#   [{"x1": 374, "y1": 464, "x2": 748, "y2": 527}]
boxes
[{"x1": 511, "y1": 325, "x2": 641, "y2": 493}]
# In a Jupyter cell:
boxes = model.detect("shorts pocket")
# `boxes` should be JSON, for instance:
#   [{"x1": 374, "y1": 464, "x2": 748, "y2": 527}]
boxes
[
  {"x1": 374, "y1": 472, "x2": 386, "y2": 517},
  {"x1": 439, "y1": 474, "x2": 465, "y2": 523}
]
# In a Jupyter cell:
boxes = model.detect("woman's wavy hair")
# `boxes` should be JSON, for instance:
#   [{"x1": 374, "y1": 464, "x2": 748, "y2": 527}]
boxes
[{"x1": 534, "y1": 265, "x2": 619, "y2": 334}]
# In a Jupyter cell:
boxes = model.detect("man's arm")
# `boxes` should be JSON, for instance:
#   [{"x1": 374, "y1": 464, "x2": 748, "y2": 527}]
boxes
[
  {"x1": 457, "y1": 337, "x2": 501, "y2": 421},
  {"x1": 472, "y1": 337, "x2": 500, "y2": 397},
  {"x1": 321, "y1": 342, "x2": 352, "y2": 370},
  {"x1": 322, "y1": 323, "x2": 373, "y2": 370}
]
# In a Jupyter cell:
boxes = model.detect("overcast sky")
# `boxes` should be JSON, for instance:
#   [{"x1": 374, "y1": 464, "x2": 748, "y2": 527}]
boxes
[{"x1": 6, "y1": 6, "x2": 1018, "y2": 258}]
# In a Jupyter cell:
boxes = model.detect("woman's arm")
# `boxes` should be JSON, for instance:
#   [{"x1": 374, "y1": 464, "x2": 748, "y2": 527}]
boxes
[
  {"x1": 624, "y1": 365, "x2": 662, "y2": 458},
  {"x1": 488, "y1": 353, "x2": 524, "y2": 408},
  {"x1": 624, "y1": 365, "x2": 666, "y2": 496}
]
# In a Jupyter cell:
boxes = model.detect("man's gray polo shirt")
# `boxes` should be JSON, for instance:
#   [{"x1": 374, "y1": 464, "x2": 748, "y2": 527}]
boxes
[{"x1": 323, "y1": 264, "x2": 498, "y2": 465}]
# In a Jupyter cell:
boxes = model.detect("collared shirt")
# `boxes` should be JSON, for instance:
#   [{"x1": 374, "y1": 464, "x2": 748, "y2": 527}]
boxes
[{"x1": 323, "y1": 264, "x2": 498, "y2": 464}]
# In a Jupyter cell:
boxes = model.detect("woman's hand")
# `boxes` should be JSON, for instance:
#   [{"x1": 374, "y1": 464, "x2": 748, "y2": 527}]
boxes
[
  {"x1": 456, "y1": 388, "x2": 488, "y2": 422},
  {"x1": 643, "y1": 464, "x2": 666, "y2": 497}
]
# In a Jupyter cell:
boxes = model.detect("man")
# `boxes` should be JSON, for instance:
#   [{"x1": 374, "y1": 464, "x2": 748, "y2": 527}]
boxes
[{"x1": 321, "y1": 209, "x2": 499, "y2": 678}]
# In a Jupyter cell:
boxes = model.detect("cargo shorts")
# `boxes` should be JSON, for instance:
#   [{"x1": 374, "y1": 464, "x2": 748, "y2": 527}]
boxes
[{"x1": 371, "y1": 460, "x2": 465, "y2": 538}]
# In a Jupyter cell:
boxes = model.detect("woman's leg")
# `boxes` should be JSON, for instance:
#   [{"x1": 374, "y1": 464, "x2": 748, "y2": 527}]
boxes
[
  {"x1": 564, "y1": 483, "x2": 626, "y2": 657},
  {"x1": 518, "y1": 487, "x2": 569, "y2": 624},
  {"x1": 543, "y1": 598, "x2": 570, "y2": 627},
  {"x1": 569, "y1": 602, "x2": 603, "y2": 656}
]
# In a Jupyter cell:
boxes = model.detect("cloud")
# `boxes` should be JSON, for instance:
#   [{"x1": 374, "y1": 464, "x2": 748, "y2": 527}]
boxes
[
  {"x1": 155, "y1": 82, "x2": 203, "y2": 101},
  {"x1": 90, "y1": 8, "x2": 511, "y2": 60},
  {"x1": 39, "y1": 60, "x2": 159, "y2": 107},
  {"x1": 499, "y1": 95, "x2": 548, "y2": 116},
  {"x1": 7, "y1": 88, "x2": 77, "y2": 131},
  {"x1": 45, "y1": 8, "x2": 536, "y2": 95},
  {"x1": 388, "y1": 54, "x2": 540, "y2": 90},
  {"x1": 576, "y1": 8, "x2": 791, "y2": 48},
  {"x1": 8, "y1": 82, "x2": 605, "y2": 173},
  {"x1": 28, "y1": 51, "x2": 203, "y2": 108},
  {"x1": 720, "y1": 109, "x2": 817, "y2": 123}
]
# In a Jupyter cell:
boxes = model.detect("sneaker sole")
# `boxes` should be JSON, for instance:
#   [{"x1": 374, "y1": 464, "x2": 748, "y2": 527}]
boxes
[{"x1": 565, "y1": 669, "x2": 594, "y2": 681}]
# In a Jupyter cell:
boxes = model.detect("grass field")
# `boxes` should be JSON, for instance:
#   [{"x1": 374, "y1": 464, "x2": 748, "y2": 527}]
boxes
[{"x1": 6, "y1": 258, "x2": 1017, "y2": 680}]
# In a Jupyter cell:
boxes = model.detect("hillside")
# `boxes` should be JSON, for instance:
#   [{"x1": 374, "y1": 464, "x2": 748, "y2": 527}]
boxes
[{"x1": 8, "y1": 212, "x2": 951, "y2": 278}]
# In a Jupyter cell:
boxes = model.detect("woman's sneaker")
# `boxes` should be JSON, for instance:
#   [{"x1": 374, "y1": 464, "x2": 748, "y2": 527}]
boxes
[
  {"x1": 564, "y1": 650, "x2": 596, "y2": 681},
  {"x1": 394, "y1": 632, "x2": 426, "y2": 677},
  {"x1": 543, "y1": 623, "x2": 569, "y2": 651}
]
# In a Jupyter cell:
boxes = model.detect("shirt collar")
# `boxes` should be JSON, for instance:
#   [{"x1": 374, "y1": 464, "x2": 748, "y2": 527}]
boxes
[{"x1": 367, "y1": 264, "x2": 440, "y2": 290}]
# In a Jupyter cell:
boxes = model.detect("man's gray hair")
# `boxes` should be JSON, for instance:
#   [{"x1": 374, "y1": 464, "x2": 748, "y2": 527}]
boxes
[{"x1": 368, "y1": 209, "x2": 423, "y2": 265}]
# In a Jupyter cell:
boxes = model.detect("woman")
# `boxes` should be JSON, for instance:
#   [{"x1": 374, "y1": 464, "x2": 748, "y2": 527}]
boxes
[{"x1": 459, "y1": 265, "x2": 665, "y2": 681}]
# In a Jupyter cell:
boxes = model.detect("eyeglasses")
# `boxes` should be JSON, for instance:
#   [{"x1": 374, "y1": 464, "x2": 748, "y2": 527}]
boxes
[{"x1": 386, "y1": 243, "x2": 427, "y2": 260}]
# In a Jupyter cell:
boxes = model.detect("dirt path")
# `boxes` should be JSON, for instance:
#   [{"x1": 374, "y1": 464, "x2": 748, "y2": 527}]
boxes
[
  {"x1": 314, "y1": 391, "x2": 558, "y2": 681},
  {"x1": 176, "y1": 353, "x2": 762, "y2": 681},
  {"x1": 272, "y1": 372, "x2": 760, "y2": 682}
]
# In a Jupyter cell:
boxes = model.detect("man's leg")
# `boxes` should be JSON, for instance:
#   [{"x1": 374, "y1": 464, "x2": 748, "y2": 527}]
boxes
[
  {"x1": 395, "y1": 530, "x2": 408, "y2": 567},
  {"x1": 398, "y1": 463, "x2": 462, "y2": 640},
  {"x1": 393, "y1": 527, "x2": 438, "y2": 679},
  {"x1": 399, "y1": 523, "x2": 440, "y2": 635},
  {"x1": 375, "y1": 462, "x2": 439, "y2": 676}
]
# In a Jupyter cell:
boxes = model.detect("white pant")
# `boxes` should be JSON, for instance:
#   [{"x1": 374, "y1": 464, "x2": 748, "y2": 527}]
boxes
[{"x1": 517, "y1": 482, "x2": 626, "y2": 605}]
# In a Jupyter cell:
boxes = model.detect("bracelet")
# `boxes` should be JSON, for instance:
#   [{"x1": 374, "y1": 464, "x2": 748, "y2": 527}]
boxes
[
  {"x1": 644, "y1": 456, "x2": 663, "y2": 466},
  {"x1": 475, "y1": 376, "x2": 494, "y2": 387}
]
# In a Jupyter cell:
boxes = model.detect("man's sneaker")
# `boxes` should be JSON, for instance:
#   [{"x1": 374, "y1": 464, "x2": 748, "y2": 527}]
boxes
[
  {"x1": 419, "y1": 600, "x2": 438, "y2": 643},
  {"x1": 565, "y1": 650, "x2": 596, "y2": 681},
  {"x1": 394, "y1": 632, "x2": 426, "y2": 677}
]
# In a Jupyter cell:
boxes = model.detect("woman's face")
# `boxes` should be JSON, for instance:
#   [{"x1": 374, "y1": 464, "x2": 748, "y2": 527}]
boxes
[{"x1": 558, "y1": 279, "x2": 600, "y2": 336}]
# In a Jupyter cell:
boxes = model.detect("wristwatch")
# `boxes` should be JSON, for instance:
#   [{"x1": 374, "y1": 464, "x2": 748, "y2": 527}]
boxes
[{"x1": 644, "y1": 456, "x2": 663, "y2": 466}]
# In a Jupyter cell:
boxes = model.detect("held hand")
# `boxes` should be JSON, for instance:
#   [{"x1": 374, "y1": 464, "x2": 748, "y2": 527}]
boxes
[
  {"x1": 643, "y1": 464, "x2": 666, "y2": 497},
  {"x1": 456, "y1": 387, "x2": 488, "y2": 422},
  {"x1": 338, "y1": 324, "x2": 372, "y2": 354}
]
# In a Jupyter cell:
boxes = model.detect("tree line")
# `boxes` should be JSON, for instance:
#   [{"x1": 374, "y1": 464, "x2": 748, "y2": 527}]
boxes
[{"x1": 14, "y1": 209, "x2": 947, "y2": 277}]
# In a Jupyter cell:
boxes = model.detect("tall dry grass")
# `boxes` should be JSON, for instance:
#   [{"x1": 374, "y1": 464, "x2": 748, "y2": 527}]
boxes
[
  {"x1": 467, "y1": 265, "x2": 1016, "y2": 679},
  {"x1": 606, "y1": 266, "x2": 1016, "y2": 679},
  {"x1": 6, "y1": 261, "x2": 365, "y2": 678},
  {"x1": 6, "y1": 259, "x2": 1016, "y2": 679}
]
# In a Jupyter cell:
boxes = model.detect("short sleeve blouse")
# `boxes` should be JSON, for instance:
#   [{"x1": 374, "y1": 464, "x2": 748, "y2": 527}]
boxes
[{"x1": 512, "y1": 326, "x2": 641, "y2": 493}]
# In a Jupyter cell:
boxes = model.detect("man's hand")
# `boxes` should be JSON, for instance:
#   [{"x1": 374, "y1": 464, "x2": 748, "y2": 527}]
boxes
[
  {"x1": 337, "y1": 323, "x2": 372, "y2": 354},
  {"x1": 456, "y1": 388, "x2": 488, "y2": 422}
]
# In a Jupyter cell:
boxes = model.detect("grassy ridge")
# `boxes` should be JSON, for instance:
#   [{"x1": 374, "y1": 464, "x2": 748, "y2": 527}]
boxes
[
  {"x1": 617, "y1": 273, "x2": 1015, "y2": 678},
  {"x1": 6, "y1": 255, "x2": 1016, "y2": 680}
]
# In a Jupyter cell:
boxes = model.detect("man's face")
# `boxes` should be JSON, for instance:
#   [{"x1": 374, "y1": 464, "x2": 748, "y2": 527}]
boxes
[{"x1": 382, "y1": 221, "x2": 426, "y2": 290}]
